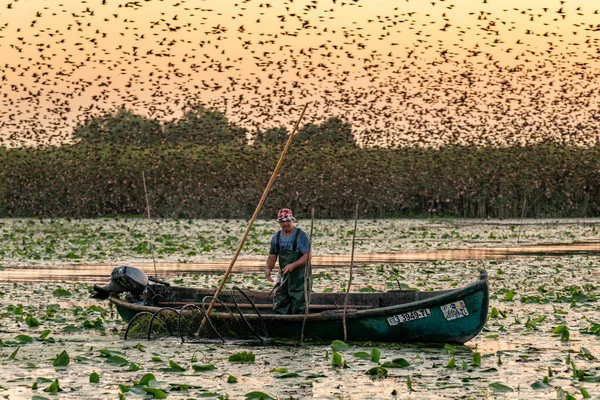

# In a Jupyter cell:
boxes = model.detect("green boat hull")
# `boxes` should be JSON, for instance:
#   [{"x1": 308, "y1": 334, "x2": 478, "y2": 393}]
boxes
[{"x1": 109, "y1": 270, "x2": 488, "y2": 344}]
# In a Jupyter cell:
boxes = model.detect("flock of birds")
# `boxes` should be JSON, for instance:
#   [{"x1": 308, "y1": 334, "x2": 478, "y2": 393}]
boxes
[{"x1": 0, "y1": 0, "x2": 599, "y2": 148}]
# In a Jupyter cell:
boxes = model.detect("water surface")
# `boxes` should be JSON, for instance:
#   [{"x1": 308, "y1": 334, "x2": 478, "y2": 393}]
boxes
[{"x1": 2, "y1": 241, "x2": 599, "y2": 283}]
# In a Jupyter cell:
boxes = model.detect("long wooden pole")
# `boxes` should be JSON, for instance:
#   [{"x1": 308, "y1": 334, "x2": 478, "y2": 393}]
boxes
[
  {"x1": 517, "y1": 198, "x2": 527, "y2": 243},
  {"x1": 300, "y1": 207, "x2": 315, "y2": 343},
  {"x1": 196, "y1": 103, "x2": 309, "y2": 336},
  {"x1": 142, "y1": 171, "x2": 159, "y2": 280},
  {"x1": 342, "y1": 202, "x2": 359, "y2": 342}
]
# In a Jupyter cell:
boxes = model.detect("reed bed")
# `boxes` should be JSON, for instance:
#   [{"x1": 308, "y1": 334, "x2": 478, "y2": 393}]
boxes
[{"x1": 1, "y1": 144, "x2": 599, "y2": 219}]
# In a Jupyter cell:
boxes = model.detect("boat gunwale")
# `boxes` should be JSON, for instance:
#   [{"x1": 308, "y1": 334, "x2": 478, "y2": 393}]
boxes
[{"x1": 109, "y1": 271, "x2": 488, "y2": 322}]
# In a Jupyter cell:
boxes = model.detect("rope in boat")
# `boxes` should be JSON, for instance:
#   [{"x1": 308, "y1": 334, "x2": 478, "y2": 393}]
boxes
[{"x1": 229, "y1": 286, "x2": 268, "y2": 343}]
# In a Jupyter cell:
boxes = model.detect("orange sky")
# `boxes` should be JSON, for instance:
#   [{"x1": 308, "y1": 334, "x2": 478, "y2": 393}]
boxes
[{"x1": 1, "y1": 0, "x2": 599, "y2": 147}]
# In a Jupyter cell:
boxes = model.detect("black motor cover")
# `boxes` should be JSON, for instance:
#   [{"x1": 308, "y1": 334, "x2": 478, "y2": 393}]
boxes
[{"x1": 91, "y1": 266, "x2": 149, "y2": 299}]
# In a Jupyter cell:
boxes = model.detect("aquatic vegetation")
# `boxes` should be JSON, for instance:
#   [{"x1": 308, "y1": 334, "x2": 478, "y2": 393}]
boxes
[
  {"x1": 1, "y1": 217, "x2": 599, "y2": 268},
  {"x1": 228, "y1": 351, "x2": 255, "y2": 363},
  {"x1": 0, "y1": 219, "x2": 599, "y2": 398}
]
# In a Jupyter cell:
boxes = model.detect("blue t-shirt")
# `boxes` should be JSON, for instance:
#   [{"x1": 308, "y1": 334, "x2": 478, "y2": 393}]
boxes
[{"x1": 269, "y1": 228, "x2": 310, "y2": 255}]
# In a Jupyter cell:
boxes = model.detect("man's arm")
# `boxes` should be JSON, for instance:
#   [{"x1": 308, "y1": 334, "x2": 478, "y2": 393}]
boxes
[{"x1": 265, "y1": 253, "x2": 278, "y2": 282}]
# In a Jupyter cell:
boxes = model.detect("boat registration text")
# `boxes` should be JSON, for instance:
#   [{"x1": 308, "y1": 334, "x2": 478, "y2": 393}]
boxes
[
  {"x1": 387, "y1": 308, "x2": 431, "y2": 326},
  {"x1": 441, "y1": 300, "x2": 469, "y2": 321}
]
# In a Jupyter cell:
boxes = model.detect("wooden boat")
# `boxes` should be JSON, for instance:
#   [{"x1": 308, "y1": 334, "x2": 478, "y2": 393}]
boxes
[{"x1": 104, "y1": 270, "x2": 489, "y2": 344}]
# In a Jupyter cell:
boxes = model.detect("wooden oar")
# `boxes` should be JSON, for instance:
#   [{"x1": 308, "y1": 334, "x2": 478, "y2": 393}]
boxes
[
  {"x1": 196, "y1": 103, "x2": 309, "y2": 336},
  {"x1": 343, "y1": 202, "x2": 359, "y2": 342}
]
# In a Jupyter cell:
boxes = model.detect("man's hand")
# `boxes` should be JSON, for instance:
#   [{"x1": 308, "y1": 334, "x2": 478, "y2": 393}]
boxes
[
  {"x1": 282, "y1": 264, "x2": 294, "y2": 275},
  {"x1": 283, "y1": 253, "x2": 309, "y2": 275},
  {"x1": 265, "y1": 266, "x2": 274, "y2": 282}
]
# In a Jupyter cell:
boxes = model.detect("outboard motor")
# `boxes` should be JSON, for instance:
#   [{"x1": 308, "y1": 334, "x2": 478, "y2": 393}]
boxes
[{"x1": 92, "y1": 266, "x2": 149, "y2": 300}]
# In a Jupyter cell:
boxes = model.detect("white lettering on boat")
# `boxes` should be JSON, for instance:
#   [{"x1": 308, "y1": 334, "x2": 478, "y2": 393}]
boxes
[
  {"x1": 387, "y1": 308, "x2": 431, "y2": 326},
  {"x1": 441, "y1": 300, "x2": 469, "y2": 321}
]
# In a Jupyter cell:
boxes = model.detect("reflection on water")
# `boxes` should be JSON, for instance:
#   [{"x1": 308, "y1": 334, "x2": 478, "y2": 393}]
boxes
[{"x1": 1, "y1": 242, "x2": 599, "y2": 283}]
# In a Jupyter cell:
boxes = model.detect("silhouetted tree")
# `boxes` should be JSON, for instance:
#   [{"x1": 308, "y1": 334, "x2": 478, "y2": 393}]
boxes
[
  {"x1": 73, "y1": 108, "x2": 163, "y2": 145},
  {"x1": 295, "y1": 116, "x2": 356, "y2": 147},
  {"x1": 163, "y1": 103, "x2": 247, "y2": 145},
  {"x1": 253, "y1": 127, "x2": 289, "y2": 148}
]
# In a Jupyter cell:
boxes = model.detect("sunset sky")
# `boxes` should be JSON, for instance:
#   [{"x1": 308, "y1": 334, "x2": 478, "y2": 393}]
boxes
[{"x1": 1, "y1": 0, "x2": 599, "y2": 147}]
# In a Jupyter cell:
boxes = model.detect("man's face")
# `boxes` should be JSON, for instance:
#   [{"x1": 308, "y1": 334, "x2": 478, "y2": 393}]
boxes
[{"x1": 279, "y1": 220, "x2": 294, "y2": 233}]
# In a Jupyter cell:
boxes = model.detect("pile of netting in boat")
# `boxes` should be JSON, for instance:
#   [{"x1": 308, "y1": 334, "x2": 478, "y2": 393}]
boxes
[{"x1": 123, "y1": 286, "x2": 270, "y2": 344}]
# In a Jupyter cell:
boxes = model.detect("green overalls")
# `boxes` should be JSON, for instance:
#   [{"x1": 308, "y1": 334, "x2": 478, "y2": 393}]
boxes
[{"x1": 273, "y1": 228, "x2": 311, "y2": 314}]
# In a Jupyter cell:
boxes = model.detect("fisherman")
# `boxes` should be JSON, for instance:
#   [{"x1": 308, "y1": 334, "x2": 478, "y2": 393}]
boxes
[{"x1": 265, "y1": 208, "x2": 311, "y2": 314}]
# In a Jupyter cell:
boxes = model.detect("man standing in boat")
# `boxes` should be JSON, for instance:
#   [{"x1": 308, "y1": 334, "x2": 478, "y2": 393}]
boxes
[{"x1": 265, "y1": 208, "x2": 311, "y2": 314}]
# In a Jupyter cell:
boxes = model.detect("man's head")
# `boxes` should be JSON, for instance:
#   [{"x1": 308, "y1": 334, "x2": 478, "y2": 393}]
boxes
[{"x1": 277, "y1": 208, "x2": 295, "y2": 233}]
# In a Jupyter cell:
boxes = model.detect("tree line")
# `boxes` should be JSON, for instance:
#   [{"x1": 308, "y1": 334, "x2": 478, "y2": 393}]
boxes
[{"x1": 72, "y1": 105, "x2": 357, "y2": 148}]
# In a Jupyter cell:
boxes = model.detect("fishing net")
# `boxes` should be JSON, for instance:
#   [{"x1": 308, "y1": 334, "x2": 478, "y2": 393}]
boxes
[{"x1": 123, "y1": 286, "x2": 269, "y2": 344}]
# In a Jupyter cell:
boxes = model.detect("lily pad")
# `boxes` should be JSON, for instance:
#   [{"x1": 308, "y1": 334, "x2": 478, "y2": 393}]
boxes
[
  {"x1": 489, "y1": 382, "x2": 514, "y2": 392},
  {"x1": 274, "y1": 372, "x2": 300, "y2": 379},
  {"x1": 142, "y1": 387, "x2": 167, "y2": 398},
  {"x1": 14, "y1": 334, "x2": 33, "y2": 344},
  {"x1": 161, "y1": 360, "x2": 186, "y2": 372},
  {"x1": 269, "y1": 368, "x2": 287, "y2": 373},
  {"x1": 371, "y1": 348, "x2": 381, "y2": 363},
  {"x1": 128, "y1": 363, "x2": 141, "y2": 371},
  {"x1": 365, "y1": 366, "x2": 388, "y2": 378},
  {"x1": 229, "y1": 351, "x2": 255, "y2": 362},
  {"x1": 52, "y1": 288, "x2": 72, "y2": 297},
  {"x1": 531, "y1": 380, "x2": 551, "y2": 390},
  {"x1": 332, "y1": 351, "x2": 343, "y2": 367},
  {"x1": 105, "y1": 355, "x2": 129, "y2": 366},
  {"x1": 245, "y1": 391, "x2": 276, "y2": 399},
  {"x1": 198, "y1": 392, "x2": 222, "y2": 397},
  {"x1": 8, "y1": 347, "x2": 19, "y2": 360},
  {"x1": 43, "y1": 379, "x2": 62, "y2": 393},
  {"x1": 52, "y1": 350, "x2": 70, "y2": 367},
  {"x1": 382, "y1": 358, "x2": 410, "y2": 368},
  {"x1": 330, "y1": 340, "x2": 349, "y2": 351},
  {"x1": 192, "y1": 363, "x2": 216, "y2": 372},
  {"x1": 138, "y1": 373, "x2": 157, "y2": 385}
]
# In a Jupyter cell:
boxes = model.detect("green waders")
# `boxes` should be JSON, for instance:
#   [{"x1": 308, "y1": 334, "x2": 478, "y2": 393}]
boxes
[{"x1": 273, "y1": 229, "x2": 311, "y2": 314}]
